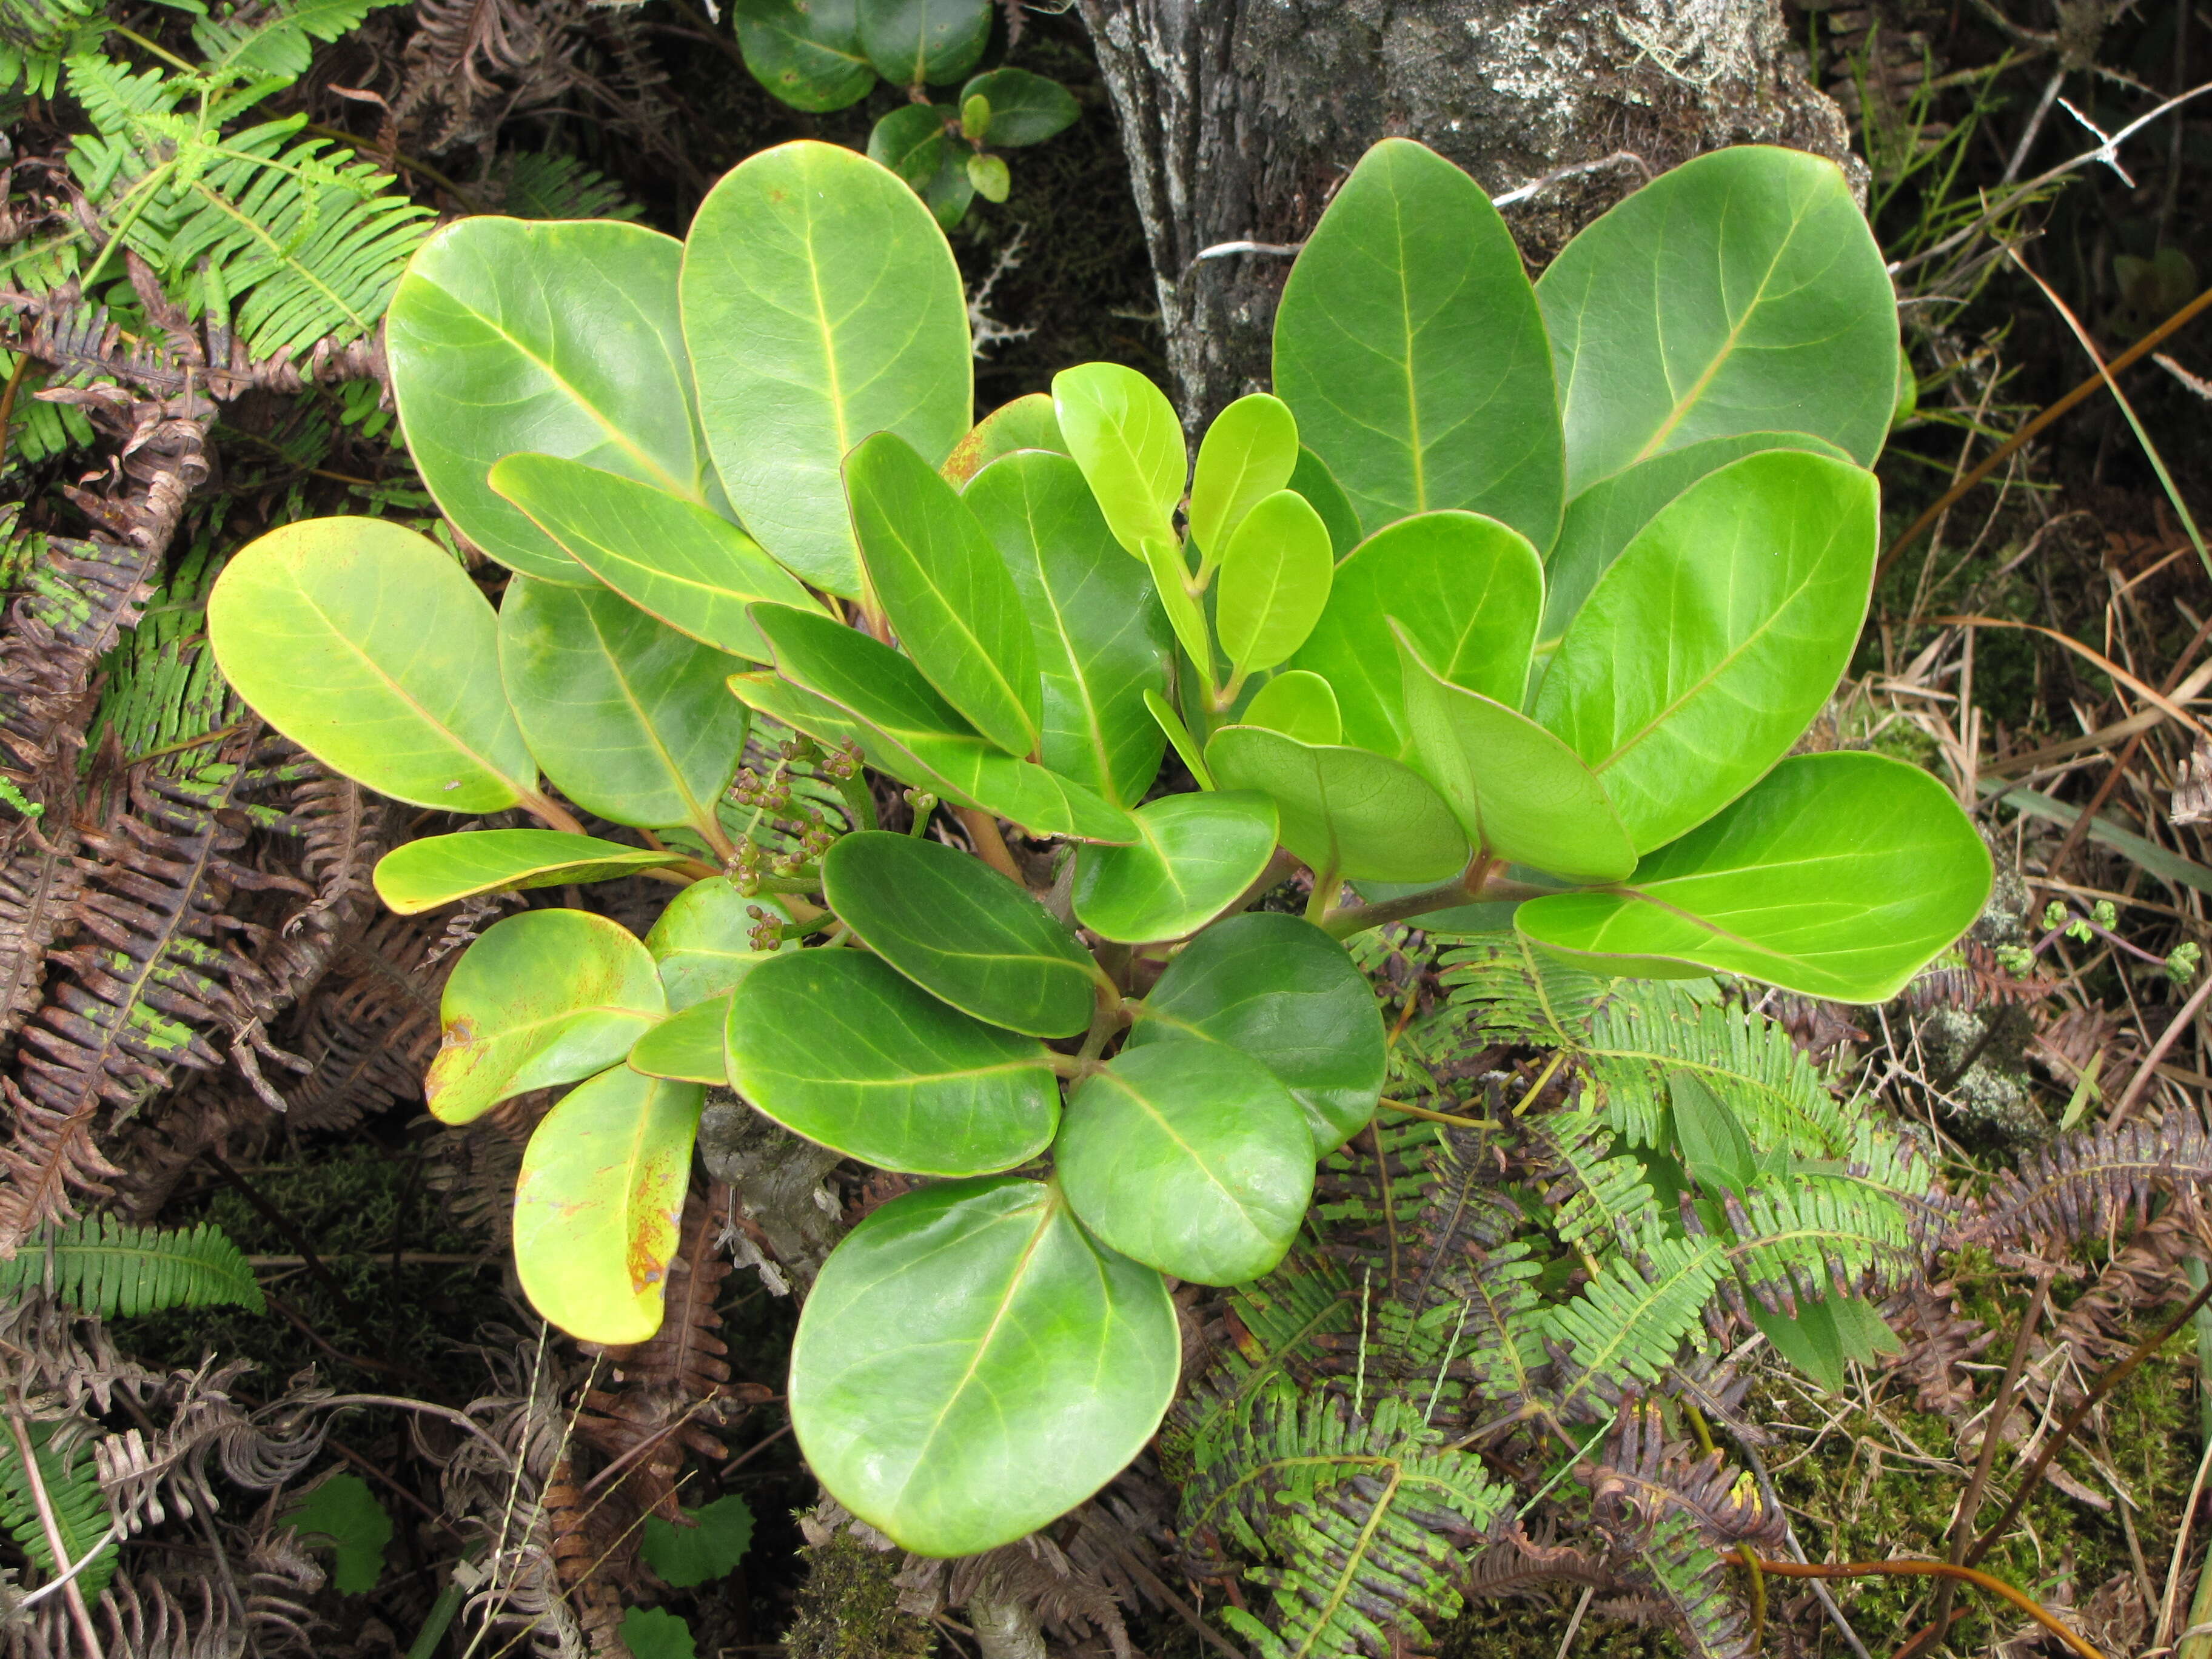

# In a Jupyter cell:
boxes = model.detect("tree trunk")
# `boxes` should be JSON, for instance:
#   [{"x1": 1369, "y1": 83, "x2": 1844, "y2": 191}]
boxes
[{"x1": 1076, "y1": 0, "x2": 1856, "y2": 426}]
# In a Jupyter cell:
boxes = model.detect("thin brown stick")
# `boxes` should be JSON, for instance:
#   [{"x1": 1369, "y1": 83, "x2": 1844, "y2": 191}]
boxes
[
  {"x1": 1969, "y1": 1275, "x2": 2212, "y2": 1564},
  {"x1": 2111, "y1": 970, "x2": 2212, "y2": 1121},
  {"x1": 0, "y1": 349, "x2": 35, "y2": 467},
  {"x1": 1876, "y1": 285, "x2": 2212, "y2": 583},
  {"x1": 7, "y1": 1410, "x2": 105, "y2": 1659},
  {"x1": 1922, "y1": 1273, "x2": 2049, "y2": 1655},
  {"x1": 1726, "y1": 1554, "x2": 2105, "y2": 1659},
  {"x1": 2045, "y1": 608, "x2": 2212, "y2": 876}
]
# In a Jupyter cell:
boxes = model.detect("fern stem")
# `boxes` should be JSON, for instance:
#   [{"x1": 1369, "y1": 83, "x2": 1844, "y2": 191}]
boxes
[
  {"x1": 0, "y1": 350, "x2": 35, "y2": 468},
  {"x1": 1724, "y1": 1553, "x2": 2107, "y2": 1659},
  {"x1": 303, "y1": 124, "x2": 486, "y2": 213}
]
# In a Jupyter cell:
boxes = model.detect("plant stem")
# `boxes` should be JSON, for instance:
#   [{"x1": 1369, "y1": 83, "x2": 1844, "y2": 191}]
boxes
[
  {"x1": 957, "y1": 806, "x2": 1025, "y2": 882},
  {"x1": 1319, "y1": 856, "x2": 1543, "y2": 939},
  {"x1": 518, "y1": 790, "x2": 588, "y2": 836},
  {"x1": 1727, "y1": 1555, "x2": 2105, "y2": 1659},
  {"x1": 1304, "y1": 859, "x2": 1340, "y2": 925}
]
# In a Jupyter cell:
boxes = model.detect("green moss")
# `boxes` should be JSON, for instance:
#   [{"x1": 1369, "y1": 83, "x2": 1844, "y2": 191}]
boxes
[{"x1": 782, "y1": 1532, "x2": 936, "y2": 1659}]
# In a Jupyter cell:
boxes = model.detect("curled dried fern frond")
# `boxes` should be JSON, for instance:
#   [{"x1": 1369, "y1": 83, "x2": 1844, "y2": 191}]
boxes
[{"x1": 1973, "y1": 1102, "x2": 2212, "y2": 1245}]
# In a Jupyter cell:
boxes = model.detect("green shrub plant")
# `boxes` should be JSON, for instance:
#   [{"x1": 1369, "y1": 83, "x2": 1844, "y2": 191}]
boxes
[{"x1": 204, "y1": 135, "x2": 1992, "y2": 1558}]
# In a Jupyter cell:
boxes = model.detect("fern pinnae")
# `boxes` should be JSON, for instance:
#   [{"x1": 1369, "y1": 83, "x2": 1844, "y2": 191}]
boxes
[
  {"x1": 0, "y1": 1213, "x2": 264, "y2": 1315},
  {"x1": 1543, "y1": 1236, "x2": 1724, "y2": 1424}
]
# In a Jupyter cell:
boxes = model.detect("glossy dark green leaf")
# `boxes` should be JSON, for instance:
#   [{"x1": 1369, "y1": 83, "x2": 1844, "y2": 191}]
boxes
[
  {"x1": 388, "y1": 218, "x2": 715, "y2": 585},
  {"x1": 489, "y1": 452, "x2": 823, "y2": 661},
  {"x1": 1206, "y1": 724, "x2": 1467, "y2": 885},
  {"x1": 1070, "y1": 791, "x2": 1278, "y2": 943},
  {"x1": 683, "y1": 142, "x2": 971, "y2": 596},
  {"x1": 731, "y1": 0, "x2": 873, "y2": 112},
  {"x1": 1669, "y1": 1070, "x2": 1755, "y2": 1196},
  {"x1": 958, "y1": 66, "x2": 1077, "y2": 146},
  {"x1": 1273, "y1": 138, "x2": 1563, "y2": 550},
  {"x1": 965, "y1": 451, "x2": 1170, "y2": 805},
  {"x1": 858, "y1": 0, "x2": 990, "y2": 84},
  {"x1": 628, "y1": 996, "x2": 732, "y2": 1084},
  {"x1": 1057, "y1": 1039, "x2": 1313, "y2": 1285},
  {"x1": 1392, "y1": 626, "x2": 1635, "y2": 883},
  {"x1": 513, "y1": 1065, "x2": 702, "y2": 1343},
  {"x1": 1532, "y1": 451, "x2": 1878, "y2": 852},
  {"x1": 1539, "y1": 432, "x2": 1851, "y2": 643},
  {"x1": 845, "y1": 432, "x2": 1042, "y2": 758},
  {"x1": 1289, "y1": 445, "x2": 1361, "y2": 558},
  {"x1": 498, "y1": 577, "x2": 747, "y2": 832},
  {"x1": 1188, "y1": 394, "x2": 1298, "y2": 566},
  {"x1": 943, "y1": 393, "x2": 1067, "y2": 485},
  {"x1": 646, "y1": 879, "x2": 783, "y2": 1008},
  {"x1": 789, "y1": 1178, "x2": 1178, "y2": 1555},
  {"x1": 867, "y1": 104, "x2": 951, "y2": 189},
  {"x1": 1292, "y1": 511, "x2": 1543, "y2": 761},
  {"x1": 1217, "y1": 489, "x2": 1333, "y2": 678},
  {"x1": 742, "y1": 603, "x2": 1138, "y2": 842},
  {"x1": 725, "y1": 949, "x2": 1059, "y2": 1172},
  {"x1": 821, "y1": 831, "x2": 1096, "y2": 1037},
  {"x1": 1124, "y1": 911, "x2": 1384, "y2": 1153},
  {"x1": 207, "y1": 518, "x2": 534, "y2": 813},
  {"x1": 1241, "y1": 671, "x2": 1340, "y2": 746},
  {"x1": 1051, "y1": 363, "x2": 1185, "y2": 560},
  {"x1": 1515, "y1": 752, "x2": 1995, "y2": 1002},
  {"x1": 427, "y1": 910, "x2": 666, "y2": 1124},
  {"x1": 1536, "y1": 145, "x2": 1898, "y2": 495},
  {"x1": 374, "y1": 831, "x2": 691, "y2": 916}
]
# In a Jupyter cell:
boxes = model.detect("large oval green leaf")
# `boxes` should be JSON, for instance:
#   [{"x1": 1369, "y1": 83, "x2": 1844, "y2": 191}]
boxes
[
  {"x1": 426, "y1": 910, "x2": 666, "y2": 1125},
  {"x1": 207, "y1": 518, "x2": 534, "y2": 813},
  {"x1": 490, "y1": 452, "x2": 823, "y2": 660},
  {"x1": 724, "y1": 948, "x2": 1058, "y2": 1173},
  {"x1": 627, "y1": 996, "x2": 731, "y2": 1084},
  {"x1": 1273, "y1": 138, "x2": 1563, "y2": 551},
  {"x1": 498, "y1": 577, "x2": 747, "y2": 833},
  {"x1": 732, "y1": 0, "x2": 873, "y2": 112},
  {"x1": 858, "y1": 0, "x2": 990, "y2": 84},
  {"x1": 513, "y1": 1066, "x2": 703, "y2": 1344},
  {"x1": 821, "y1": 831, "x2": 1096, "y2": 1037},
  {"x1": 387, "y1": 218, "x2": 714, "y2": 585},
  {"x1": 683, "y1": 142, "x2": 971, "y2": 596},
  {"x1": 965, "y1": 451, "x2": 1170, "y2": 806},
  {"x1": 1515, "y1": 752, "x2": 1994, "y2": 1002},
  {"x1": 1540, "y1": 432, "x2": 1851, "y2": 643},
  {"x1": 1057, "y1": 1038, "x2": 1313, "y2": 1286},
  {"x1": 1536, "y1": 146, "x2": 1898, "y2": 495},
  {"x1": 646, "y1": 879, "x2": 782, "y2": 1009},
  {"x1": 1242, "y1": 671, "x2": 1341, "y2": 746},
  {"x1": 789, "y1": 1177, "x2": 1178, "y2": 1556},
  {"x1": 1124, "y1": 911, "x2": 1383, "y2": 1153},
  {"x1": 845, "y1": 432, "x2": 1041, "y2": 757},
  {"x1": 1217, "y1": 489, "x2": 1333, "y2": 678},
  {"x1": 743, "y1": 603, "x2": 1138, "y2": 842},
  {"x1": 1292, "y1": 511, "x2": 1543, "y2": 761},
  {"x1": 374, "y1": 830, "x2": 691, "y2": 915},
  {"x1": 1533, "y1": 451, "x2": 1877, "y2": 853},
  {"x1": 1051, "y1": 363, "x2": 1185, "y2": 561},
  {"x1": 1206, "y1": 724, "x2": 1467, "y2": 884},
  {"x1": 1392, "y1": 627, "x2": 1635, "y2": 883},
  {"x1": 1071, "y1": 791, "x2": 1278, "y2": 943},
  {"x1": 1188, "y1": 393, "x2": 1299, "y2": 567}
]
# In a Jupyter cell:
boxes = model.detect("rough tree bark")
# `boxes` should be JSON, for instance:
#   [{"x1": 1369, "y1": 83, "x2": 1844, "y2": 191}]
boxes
[{"x1": 1076, "y1": 0, "x2": 1856, "y2": 426}]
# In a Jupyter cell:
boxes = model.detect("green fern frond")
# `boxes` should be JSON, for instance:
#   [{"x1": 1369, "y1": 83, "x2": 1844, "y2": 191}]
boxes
[
  {"x1": 1717, "y1": 1172, "x2": 1920, "y2": 1314},
  {"x1": 1164, "y1": 1252, "x2": 1355, "y2": 1476},
  {"x1": 492, "y1": 150, "x2": 643, "y2": 221},
  {"x1": 0, "y1": 0, "x2": 105, "y2": 95},
  {"x1": 0, "y1": 1418, "x2": 116, "y2": 1600},
  {"x1": 1548, "y1": 1108, "x2": 1662, "y2": 1256},
  {"x1": 1455, "y1": 1238, "x2": 1549, "y2": 1418},
  {"x1": 1185, "y1": 1387, "x2": 1509, "y2": 1659},
  {"x1": 1627, "y1": 1510, "x2": 1754, "y2": 1659},
  {"x1": 1541, "y1": 1236, "x2": 1722, "y2": 1423},
  {"x1": 0, "y1": 1213, "x2": 264, "y2": 1315},
  {"x1": 190, "y1": 0, "x2": 407, "y2": 82},
  {"x1": 1446, "y1": 936, "x2": 1855, "y2": 1156}
]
